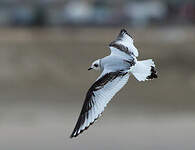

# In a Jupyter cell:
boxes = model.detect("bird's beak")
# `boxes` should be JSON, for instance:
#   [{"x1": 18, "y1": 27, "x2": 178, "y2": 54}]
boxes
[{"x1": 88, "y1": 67, "x2": 92, "y2": 71}]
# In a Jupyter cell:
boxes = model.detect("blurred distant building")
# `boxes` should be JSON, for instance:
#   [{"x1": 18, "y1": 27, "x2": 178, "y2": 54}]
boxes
[
  {"x1": 63, "y1": 1, "x2": 93, "y2": 25},
  {"x1": 124, "y1": 1, "x2": 167, "y2": 26},
  {"x1": 0, "y1": 7, "x2": 12, "y2": 26},
  {"x1": 180, "y1": 1, "x2": 195, "y2": 24},
  {"x1": 0, "y1": 0, "x2": 194, "y2": 27},
  {"x1": 11, "y1": 5, "x2": 36, "y2": 26}
]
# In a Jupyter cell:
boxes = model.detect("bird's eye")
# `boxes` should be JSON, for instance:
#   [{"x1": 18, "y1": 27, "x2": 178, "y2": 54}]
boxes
[{"x1": 94, "y1": 64, "x2": 98, "y2": 67}]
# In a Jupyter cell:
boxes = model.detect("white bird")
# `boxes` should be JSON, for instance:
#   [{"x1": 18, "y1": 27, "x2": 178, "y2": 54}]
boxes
[{"x1": 70, "y1": 29, "x2": 157, "y2": 138}]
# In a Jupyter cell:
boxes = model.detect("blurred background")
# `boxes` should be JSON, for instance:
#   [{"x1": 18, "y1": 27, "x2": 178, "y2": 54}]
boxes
[{"x1": 0, "y1": 0, "x2": 195, "y2": 150}]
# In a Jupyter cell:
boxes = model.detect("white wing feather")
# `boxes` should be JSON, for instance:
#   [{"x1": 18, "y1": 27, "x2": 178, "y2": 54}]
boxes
[
  {"x1": 70, "y1": 72, "x2": 130, "y2": 137},
  {"x1": 109, "y1": 29, "x2": 139, "y2": 58}
]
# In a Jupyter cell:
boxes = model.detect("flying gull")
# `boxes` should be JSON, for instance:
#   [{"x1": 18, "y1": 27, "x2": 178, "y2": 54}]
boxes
[{"x1": 70, "y1": 29, "x2": 157, "y2": 138}]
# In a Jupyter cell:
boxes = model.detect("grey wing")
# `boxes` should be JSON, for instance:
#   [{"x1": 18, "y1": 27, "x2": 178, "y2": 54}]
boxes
[
  {"x1": 70, "y1": 71, "x2": 130, "y2": 138},
  {"x1": 109, "y1": 29, "x2": 139, "y2": 58}
]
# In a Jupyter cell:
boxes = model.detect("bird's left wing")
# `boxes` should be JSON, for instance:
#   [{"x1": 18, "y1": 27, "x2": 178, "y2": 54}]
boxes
[
  {"x1": 109, "y1": 29, "x2": 139, "y2": 58},
  {"x1": 70, "y1": 70, "x2": 130, "y2": 138}
]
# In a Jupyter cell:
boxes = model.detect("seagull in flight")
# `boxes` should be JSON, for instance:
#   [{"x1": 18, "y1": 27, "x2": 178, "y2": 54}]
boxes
[{"x1": 70, "y1": 29, "x2": 157, "y2": 138}]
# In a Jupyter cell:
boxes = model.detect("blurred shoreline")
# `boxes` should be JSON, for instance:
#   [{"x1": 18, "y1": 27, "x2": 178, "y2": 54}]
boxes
[{"x1": 0, "y1": 26, "x2": 194, "y2": 84}]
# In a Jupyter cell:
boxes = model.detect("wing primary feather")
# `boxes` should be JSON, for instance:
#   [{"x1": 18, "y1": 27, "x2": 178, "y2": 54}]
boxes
[
  {"x1": 70, "y1": 71, "x2": 129, "y2": 138},
  {"x1": 109, "y1": 29, "x2": 139, "y2": 57}
]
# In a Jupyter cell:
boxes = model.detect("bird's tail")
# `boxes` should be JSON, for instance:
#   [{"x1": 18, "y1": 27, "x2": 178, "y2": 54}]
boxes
[{"x1": 130, "y1": 59, "x2": 157, "y2": 81}]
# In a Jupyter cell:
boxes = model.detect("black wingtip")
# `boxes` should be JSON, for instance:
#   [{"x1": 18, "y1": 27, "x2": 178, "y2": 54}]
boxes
[
  {"x1": 119, "y1": 29, "x2": 133, "y2": 38},
  {"x1": 70, "y1": 126, "x2": 80, "y2": 139},
  {"x1": 70, "y1": 132, "x2": 74, "y2": 138},
  {"x1": 147, "y1": 66, "x2": 158, "y2": 80},
  {"x1": 70, "y1": 134, "x2": 76, "y2": 139},
  {"x1": 120, "y1": 29, "x2": 127, "y2": 34},
  {"x1": 70, "y1": 130, "x2": 79, "y2": 138},
  {"x1": 70, "y1": 111, "x2": 103, "y2": 139}
]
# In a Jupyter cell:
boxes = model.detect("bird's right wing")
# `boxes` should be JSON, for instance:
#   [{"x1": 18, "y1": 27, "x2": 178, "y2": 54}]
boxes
[
  {"x1": 70, "y1": 70, "x2": 130, "y2": 138},
  {"x1": 109, "y1": 29, "x2": 139, "y2": 58}
]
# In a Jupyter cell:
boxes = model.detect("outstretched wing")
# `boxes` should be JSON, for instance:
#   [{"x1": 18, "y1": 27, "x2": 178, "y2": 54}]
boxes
[
  {"x1": 70, "y1": 71, "x2": 130, "y2": 138},
  {"x1": 109, "y1": 29, "x2": 139, "y2": 58}
]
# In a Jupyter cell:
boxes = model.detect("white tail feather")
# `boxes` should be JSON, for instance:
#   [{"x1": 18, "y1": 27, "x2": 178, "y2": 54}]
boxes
[{"x1": 130, "y1": 59, "x2": 156, "y2": 81}]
